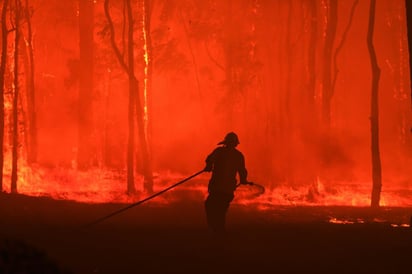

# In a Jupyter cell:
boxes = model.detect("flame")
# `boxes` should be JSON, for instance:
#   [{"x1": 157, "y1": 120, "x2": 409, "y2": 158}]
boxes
[
  {"x1": 2, "y1": 160, "x2": 412, "y2": 209},
  {"x1": 237, "y1": 177, "x2": 412, "y2": 208},
  {"x1": 1, "y1": 161, "x2": 411, "y2": 226}
]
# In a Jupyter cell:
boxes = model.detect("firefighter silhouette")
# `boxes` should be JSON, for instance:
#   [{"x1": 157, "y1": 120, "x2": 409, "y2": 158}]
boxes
[{"x1": 204, "y1": 132, "x2": 248, "y2": 236}]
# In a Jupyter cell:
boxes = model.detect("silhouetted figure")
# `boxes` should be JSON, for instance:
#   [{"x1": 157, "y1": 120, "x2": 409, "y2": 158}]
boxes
[{"x1": 204, "y1": 132, "x2": 248, "y2": 237}]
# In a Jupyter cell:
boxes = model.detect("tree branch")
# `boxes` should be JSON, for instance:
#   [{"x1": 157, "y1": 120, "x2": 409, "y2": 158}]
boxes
[
  {"x1": 204, "y1": 40, "x2": 225, "y2": 71},
  {"x1": 331, "y1": 0, "x2": 359, "y2": 97},
  {"x1": 104, "y1": 0, "x2": 129, "y2": 73}
]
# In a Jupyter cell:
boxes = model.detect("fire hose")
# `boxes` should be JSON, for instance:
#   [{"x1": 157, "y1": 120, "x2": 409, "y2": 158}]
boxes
[
  {"x1": 84, "y1": 170, "x2": 265, "y2": 228},
  {"x1": 83, "y1": 170, "x2": 205, "y2": 228},
  {"x1": 236, "y1": 181, "x2": 266, "y2": 197}
]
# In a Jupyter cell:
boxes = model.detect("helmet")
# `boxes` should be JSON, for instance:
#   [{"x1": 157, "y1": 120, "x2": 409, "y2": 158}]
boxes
[{"x1": 218, "y1": 132, "x2": 240, "y2": 146}]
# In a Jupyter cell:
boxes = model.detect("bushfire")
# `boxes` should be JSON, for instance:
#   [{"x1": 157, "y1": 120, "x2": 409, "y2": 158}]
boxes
[
  {"x1": 2, "y1": 160, "x2": 411, "y2": 209},
  {"x1": 0, "y1": 0, "x2": 411, "y2": 219}
]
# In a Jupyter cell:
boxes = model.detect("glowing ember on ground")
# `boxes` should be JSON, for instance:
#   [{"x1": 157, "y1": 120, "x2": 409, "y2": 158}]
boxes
[
  {"x1": 328, "y1": 217, "x2": 410, "y2": 227},
  {"x1": 328, "y1": 217, "x2": 362, "y2": 224},
  {"x1": 390, "y1": 224, "x2": 410, "y2": 228}
]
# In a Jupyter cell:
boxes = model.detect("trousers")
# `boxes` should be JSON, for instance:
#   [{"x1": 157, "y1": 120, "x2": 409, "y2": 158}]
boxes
[{"x1": 204, "y1": 192, "x2": 234, "y2": 234}]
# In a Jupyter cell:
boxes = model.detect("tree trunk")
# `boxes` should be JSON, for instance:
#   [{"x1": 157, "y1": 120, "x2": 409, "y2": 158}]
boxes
[
  {"x1": 0, "y1": 0, "x2": 9, "y2": 192},
  {"x1": 23, "y1": 0, "x2": 36, "y2": 164},
  {"x1": 304, "y1": 0, "x2": 319, "y2": 183},
  {"x1": 78, "y1": 0, "x2": 94, "y2": 169},
  {"x1": 179, "y1": 6, "x2": 203, "y2": 107},
  {"x1": 223, "y1": 0, "x2": 235, "y2": 127},
  {"x1": 331, "y1": 0, "x2": 359, "y2": 94},
  {"x1": 103, "y1": 70, "x2": 112, "y2": 167},
  {"x1": 11, "y1": 0, "x2": 20, "y2": 194},
  {"x1": 322, "y1": 0, "x2": 338, "y2": 128},
  {"x1": 104, "y1": 0, "x2": 135, "y2": 194},
  {"x1": 105, "y1": 0, "x2": 153, "y2": 194},
  {"x1": 127, "y1": 78, "x2": 136, "y2": 194},
  {"x1": 405, "y1": 0, "x2": 412, "y2": 108},
  {"x1": 284, "y1": 0, "x2": 293, "y2": 181},
  {"x1": 140, "y1": 0, "x2": 153, "y2": 193},
  {"x1": 367, "y1": 0, "x2": 382, "y2": 208},
  {"x1": 307, "y1": 0, "x2": 317, "y2": 111},
  {"x1": 125, "y1": 0, "x2": 137, "y2": 194}
]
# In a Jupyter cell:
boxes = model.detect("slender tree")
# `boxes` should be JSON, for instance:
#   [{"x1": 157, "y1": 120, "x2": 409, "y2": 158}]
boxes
[
  {"x1": 139, "y1": 0, "x2": 154, "y2": 193},
  {"x1": 104, "y1": 0, "x2": 153, "y2": 194},
  {"x1": 331, "y1": 0, "x2": 359, "y2": 93},
  {"x1": 125, "y1": 0, "x2": 137, "y2": 194},
  {"x1": 405, "y1": 0, "x2": 412, "y2": 108},
  {"x1": 104, "y1": 0, "x2": 135, "y2": 194},
  {"x1": 367, "y1": 0, "x2": 382, "y2": 208},
  {"x1": 321, "y1": 0, "x2": 337, "y2": 128},
  {"x1": 307, "y1": 0, "x2": 318, "y2": 113},
  {"x1": 301, "y1": 0, "x2": 320, "y2": 183},
  {"x1": 178, "y1": 4, "x2": 203, "y2": 104},
  {"x1": 0, "y1": 0, "x2": 9, "y2": 192},
  {"x1": 222, "y1": 0, "x2": 236, "y2": 126},
  {"x1": 23, "y1": 0, "x2": 36, "y2": 164},
  {"x1": 282, "y1": 0, "x2": 293, "y2": 180},
  {"x1": 78, "y1": 0, "x2": 94, "y2": 169},
  {"x1": 11, "y1": 0, "x2": 21, "y2": 193},
  {"x1": 128, "y1": 0, "x2": 154, "y2": 194}
]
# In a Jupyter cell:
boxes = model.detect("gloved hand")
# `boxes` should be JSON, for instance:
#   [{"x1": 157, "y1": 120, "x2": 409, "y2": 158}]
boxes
[{"x1": 203, "y1": 165, "x2": 212, "y2": 172}]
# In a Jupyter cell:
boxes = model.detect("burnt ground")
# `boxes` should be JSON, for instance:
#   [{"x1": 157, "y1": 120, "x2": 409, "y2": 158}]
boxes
[{"x1": 0, "y1": 192, "x2": 411, "y2": 274}]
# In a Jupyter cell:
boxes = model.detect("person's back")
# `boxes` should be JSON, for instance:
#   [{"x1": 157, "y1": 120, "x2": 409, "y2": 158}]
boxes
[
  {"x1": 204, "y1": 132, "x2": 248, "y2": 236},
  {"x1": 207, "y1": 146, "x2": 246, "y2": 194}
]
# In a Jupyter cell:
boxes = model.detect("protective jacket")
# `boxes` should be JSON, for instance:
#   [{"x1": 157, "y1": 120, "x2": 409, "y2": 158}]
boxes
[{"x1": 205, "y1": 146, "x2": 247, "y2": 194}]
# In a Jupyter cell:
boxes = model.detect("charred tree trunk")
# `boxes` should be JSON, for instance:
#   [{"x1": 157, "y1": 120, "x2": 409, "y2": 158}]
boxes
[
  {"x1": 134, "y1": 84, "x2": 153, "y2": 194},
  {"x1": 179, "y1": 6, "x2": 203, "y2": 107},
  {"x1": 127, "y1": 81, "x2": 136, "y2": 194},
  {"x1": 11, "y1": 0, "x2": 20, "y2": 193},
  {"x1": 104, "y1": 0, "x2": 136, "y2": 194},
  {"x1": 223, "y1": 0, "x2": 236, "y2": 127},
  {"x1": 304, "y1": 0, "x2": 319, "y2": 182},
  {"x1": 140, "y1": 0, "x2": 153, "y2": 193},
  {"x1": 405, "y1": 0, "x2": 412, "y2": 108},
  {"x1": 283, "y1": 0, "x2": 293, "y2": 181},
  {"x1": 23, "y1": 0, "x2": 36, "y2": 164},
  {"x1": 307, "y1": 0, "x2": 317, "y2": 112},
  {"x1": 126, "y1": 0, "x2": 141, "y2": 194},
  {"x1": 103, "y1": 70, "x2": 112, "y2": 167},
  {"x1": 331, "y1": 0, "x2": 359, "y2": 94},
  {"x1": 128, "y1": 0, "x2": 154, "y2": 194},
  {"x1": 78, "y1": 0, "x2": 94, "y2": 169},
  {"x1": 322, "y1": 0, "x2": 337, "y2": 128},
  {"x1": 0, "y1": 0, "x2": 9, "y2": 192},
  {"x1": 125, "y1": 0, "x2": 136, "y2": 194},
  {"x1": 367, "y1": 0, "x2": 382, "y2": 208},
  {"x1": 105, "y1": 0, "x2": 153, "y2": 194}
]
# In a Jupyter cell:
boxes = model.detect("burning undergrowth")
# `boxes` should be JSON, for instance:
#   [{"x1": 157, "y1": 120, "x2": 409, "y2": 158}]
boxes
[
  {"x1": 2, "y1": 164, "x2": 412, "y2": 209},
  {"x1": 0, "y1": 164, "x2": 411, "y2": 230}
]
